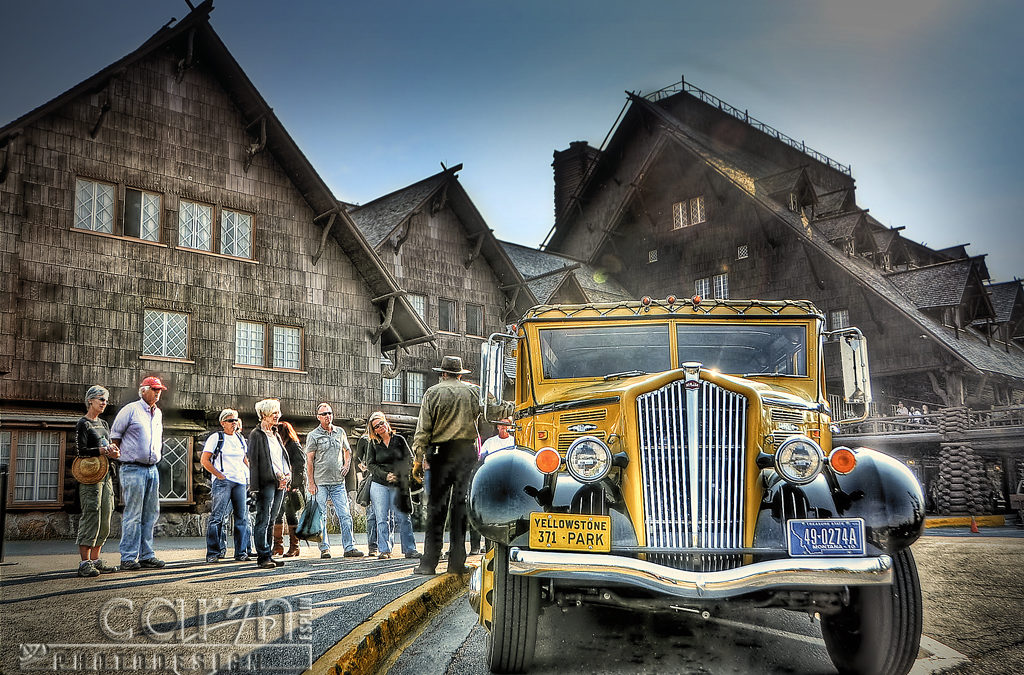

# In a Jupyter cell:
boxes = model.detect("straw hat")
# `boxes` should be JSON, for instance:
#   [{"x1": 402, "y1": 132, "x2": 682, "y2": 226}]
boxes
[
  {"x1": 71, "y1": 455, "x2": 109, "y2": 484},
  {"x1": 432, "y1": 355, "x2": 471, "y2": 375}
]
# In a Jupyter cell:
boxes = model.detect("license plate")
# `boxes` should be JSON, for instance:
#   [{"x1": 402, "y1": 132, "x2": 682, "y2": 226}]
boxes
[
  {"x1": 787, "y1": 518, "x2": 865, "y2": 556},
  {"x1": 529, "y1": 512, "x2": 611, "y2": 552}
]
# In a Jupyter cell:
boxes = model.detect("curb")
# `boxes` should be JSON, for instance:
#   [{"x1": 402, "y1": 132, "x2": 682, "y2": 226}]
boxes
[
  {"x1": 925, "y1": 515, "x2": 1005, "y2": 528},
  {"x1": 307, "y1": 570, "x2": 471, "y2": 675}
]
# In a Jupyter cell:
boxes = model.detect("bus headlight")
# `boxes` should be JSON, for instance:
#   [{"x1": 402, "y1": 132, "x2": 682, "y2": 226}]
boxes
[
  {"x1": 565, "y1": 436, "x2": 612, "y2": 483},
  {"x1": 774, "y1": 435, "x2": 824, "y2": 485}
]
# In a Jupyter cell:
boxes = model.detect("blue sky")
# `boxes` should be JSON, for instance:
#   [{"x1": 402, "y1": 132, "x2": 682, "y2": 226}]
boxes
[{"x1": 2, "y1": 0, "x2": 1021, "y2": 283}]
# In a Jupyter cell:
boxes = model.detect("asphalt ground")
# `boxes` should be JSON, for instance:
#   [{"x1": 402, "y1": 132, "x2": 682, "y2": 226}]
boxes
[{"x1": 1, "y1": 517, "x2": 1020, "y2": 675}]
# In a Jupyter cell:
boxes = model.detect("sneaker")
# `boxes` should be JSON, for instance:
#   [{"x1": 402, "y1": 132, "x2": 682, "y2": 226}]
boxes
[
  {"x1": 257, "y1": 559, "x2": 277, "y2": 569},
  {"x1": 234, "y1": 555, "x2": 250, "y2": 562},
  {"x1": 368, "y1": 548, "x2": 378, "y2": 556},
  {"x1": 404, "y1": 551, "x2": 422, "y2": 559},
  {"x1": 320, "y1": 551, "x2": 332, "y2": 559},
  {"x1": 93, "y1": 559, "x2": 118, "y2": 573},
  {"x1": 206, "y1": 556, "x2": 220, "y2": 564},
  {"x1": 77, "y1": 561, "x2": 100, "y2": 578},
  {"x1": 120, "y1": 560, "x2": 141, "y2": 571},
  {"x1": 377, "y1": 552, "x2": 391, "y2": 559},
  {"x1": 343, "y1": 549, "x2": 365, "y2": 558},
  {"x1": 412, "y1": 564, "x2": 437, "y2": 575},
  {"x1": 139, "y1": 558, "x2": 165, "y2": 569}
]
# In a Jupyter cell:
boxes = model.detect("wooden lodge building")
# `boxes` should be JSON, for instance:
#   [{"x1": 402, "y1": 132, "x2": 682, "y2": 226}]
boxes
[
  {"x1": 0, "y1": 3, "x2": 431, "y2": 537},
  {"x1": 542, "y1": 78, "x2": 1024, "y2": 515}
]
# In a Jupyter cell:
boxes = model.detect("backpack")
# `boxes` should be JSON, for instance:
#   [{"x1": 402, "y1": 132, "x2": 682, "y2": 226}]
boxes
[{"x1": 207, "y1": 431, "x2": 247, "y2": 476}]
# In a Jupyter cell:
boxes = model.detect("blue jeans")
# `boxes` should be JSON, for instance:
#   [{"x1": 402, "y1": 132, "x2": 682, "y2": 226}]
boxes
[
  {"x1": 206, "y1": 479, "x2": 250, "y2": 559},
  {"x1": 370, "y1": 481, "x2": 416, "y2": 555},
  {"x1": 118, "y1": 464, "x2": 160, "y2": 563},
  {"x1": 365, "y1": 493, "x2": 378, "y2": 549},
  {"x1": 315, "y1": 483, "x2": 355, "y2": 552},
  {"x1": 254, "y1": 483, "x2": 284, "y2": 562}
]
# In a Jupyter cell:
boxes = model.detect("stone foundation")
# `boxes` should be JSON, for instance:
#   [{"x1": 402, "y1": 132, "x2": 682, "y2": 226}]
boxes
[{"x1": 3, "y1": 510, "x2": 203, "y2": 540}]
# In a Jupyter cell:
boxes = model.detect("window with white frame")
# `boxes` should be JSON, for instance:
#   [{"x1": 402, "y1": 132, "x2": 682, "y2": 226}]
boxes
[
  {"x1": 157, "y1": 437, "x2": 191, "y2": 503},
  {"x1": 695, "y1": 277, "x2": 711, "y2": 299},
  {"x1": 382, "y1": 376, "x2": 402, "y2": 403},
  {"x1": 713, "y1": 273, "x2": 729, "y2": 299},
  {"x1": 235, "y1": 321, "x2": 304, "y2": 370},
  {"x1": 272, "y1": 326, "x2": 302, "y2": 370},
  {"x1": 407, "y1": 372, "x2": 426, "y2": 404},
  {"x1": 829, "y1": 309, "x2": 850, "y2": 331},
  {"x1": 235, "y1": 321, "x2": 266, "y2": 366},
  {"x1": 179, "y1": 200, "x2": 214, "y2": 251},
  {"x1": 737, "y1": 244, "x2": 749, "y2": 260},
  {"x1": 466, "y1": 303, "x2": 484, "y2": 337},
  {"x1": 5, "y1": 430, "x2": 63, "y2": 504},
  {"x1": 124, "y1": 188, "x2": 161, "y2": 242},
  {"x1": 408, "y1": 294, "x2": 427, "y2": 322},
  {"x1": 648, "y1": 249, "x2": 658, "y2": 263},
  {"x1": 439, "y1": 298, "x2": 457, "y2": 333},
  {"x1": 672, "y1": 196, "x2": 706, "y2": 230},
  {"x1": 220, "y1": 209, "x2": 252, "y2": 258},
  {"x1": 143, "y1": 310, "x2": 189, "y2": 360},
  {"x1": 74, "y1": 178, "x2": 115, "y2": 234}
]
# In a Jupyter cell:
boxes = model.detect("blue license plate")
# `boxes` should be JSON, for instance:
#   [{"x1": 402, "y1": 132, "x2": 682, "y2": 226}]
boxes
[{"x1": 787, "y1": 518, "x2": 865, "y2": 556}]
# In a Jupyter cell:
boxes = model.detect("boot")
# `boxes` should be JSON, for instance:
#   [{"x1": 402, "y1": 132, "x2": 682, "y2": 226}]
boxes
[
  {"x1": 283, "y1": 528, "x2": 300, "y2": 557},
  {"x1": 272, "y1": 524, "x2": 285, "y2": 557}
]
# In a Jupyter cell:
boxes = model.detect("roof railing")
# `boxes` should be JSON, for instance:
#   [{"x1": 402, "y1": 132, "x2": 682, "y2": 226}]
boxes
[{"x1": 644, "y1": 76, "x2": 852, "y2": 176}]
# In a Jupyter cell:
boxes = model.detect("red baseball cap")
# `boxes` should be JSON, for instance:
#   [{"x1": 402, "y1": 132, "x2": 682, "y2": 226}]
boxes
[{"x1": 140, "y1": 376, "x2": 168, "y2": 390}]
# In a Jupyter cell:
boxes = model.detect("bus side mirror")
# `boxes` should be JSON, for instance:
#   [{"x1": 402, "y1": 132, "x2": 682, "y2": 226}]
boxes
[
  {"x1": 480, "y1": 337, "x2": 507, "y2": 408},
  {"x1": 839, "y1": 333, "x2": 872, "y2": 406}
]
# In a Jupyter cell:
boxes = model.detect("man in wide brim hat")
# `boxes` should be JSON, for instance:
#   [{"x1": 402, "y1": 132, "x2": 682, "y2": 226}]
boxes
[{"x1": 432, "y1": 355, "x2": 471, "y2": 375}]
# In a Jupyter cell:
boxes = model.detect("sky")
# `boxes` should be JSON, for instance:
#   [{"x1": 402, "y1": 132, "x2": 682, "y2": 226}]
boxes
[{"x1": 2, "y1": 0, "x2": 1021, "y2": 283}]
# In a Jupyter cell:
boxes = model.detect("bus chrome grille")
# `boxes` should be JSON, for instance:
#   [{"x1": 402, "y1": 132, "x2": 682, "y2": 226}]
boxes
[{"x1": 637, "y1": 379, "x2": 748, "y2": 572}]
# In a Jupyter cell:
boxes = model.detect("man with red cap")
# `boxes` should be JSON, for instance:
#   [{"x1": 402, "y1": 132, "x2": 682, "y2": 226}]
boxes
[{"x1": 110, "y1": 376, "x2": 168, "y2": 571}]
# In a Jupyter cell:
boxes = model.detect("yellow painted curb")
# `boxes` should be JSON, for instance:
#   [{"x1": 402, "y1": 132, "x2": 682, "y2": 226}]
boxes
[
  {"x1": 925, "y1": 515, "x2": 1005, "y2": 528},
  {"x1": 306, "y1": 570, "x2": 470, "y2": 675}
]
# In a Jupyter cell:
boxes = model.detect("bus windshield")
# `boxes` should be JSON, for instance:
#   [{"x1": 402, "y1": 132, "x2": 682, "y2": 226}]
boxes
[{"x1": 676, "y1": 324, "x2": 807, "y2": 376}]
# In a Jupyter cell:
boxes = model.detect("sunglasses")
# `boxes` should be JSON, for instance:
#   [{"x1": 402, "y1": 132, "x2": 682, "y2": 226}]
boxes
[
  {"x1": 371, "y1": 421, "x2": 387, "y2": 429},
  {"x1": 317, "y1": 411, "x2": 333, "y2": 416},
  {"x1": 94, "y1": 398, "x2": 108, "y2": 403},
  {"x1": 224, "y1": 418, "x2": 240, "y2": 423}
]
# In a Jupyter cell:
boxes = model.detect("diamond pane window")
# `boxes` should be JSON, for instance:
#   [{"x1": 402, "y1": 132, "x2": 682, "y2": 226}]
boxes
[
  {"x1": 179, "y1": 201, "x2": 213, "y2": 251},
  {"x1": 695, "y1": 277, "x2": 711, "y2": 299},
  {"x1": 74, "y1": 178, "x2": 114, "y2": 233},
  {"x1": 648, "y1": 249, "x2": 658, "y2": 264},
  {"x1": 13, "y1": 431, "x2": 61, "y2": 502},
  {"x1": 407, "y1": 372, "x2": 426, "y2": 404},
  {"x1": 737, "y1": 244, "x2": 749, "y2": 260},
  {"x1": 382, "y1": 376, "x2": 402, "y2": 403},
  {"x1": 408, "y1": 294, "x2": 427, "y2": 322},
  {"x1": 272, "y1": 326, "x2": 301, "y2": 370},
  {"x1": 221, "y1": 209, "x2": 252, "y2": 258},
  {"x1": 235, "y1": 321, "x2": 265, "y2": 366},
  {"x1": 143, "y1": 310, "x2": 188, "y2": 359},
  {"x1": 690, "y1": 196, "x2": 706, "y2": 225},
  {"x1": 830, "y1": 309, "x2": 850, "y2": 330},
  {"x1": 158, "y1": 437, "x2": 190, "y2": 502},
  {"x1": 124, "y1": 188, "x2": 161, "y2": 241},
  {"x1": 672, "y1": 201, "x2": 687, "y2": 230},
  {"x1": 713, "y1": 272, "x2": 729, "y2": 299}
]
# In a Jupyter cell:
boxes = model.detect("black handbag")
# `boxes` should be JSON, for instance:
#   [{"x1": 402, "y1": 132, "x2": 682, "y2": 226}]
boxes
[{"x1": 356, "y1": 475, "x2": 372, "y2": 507}]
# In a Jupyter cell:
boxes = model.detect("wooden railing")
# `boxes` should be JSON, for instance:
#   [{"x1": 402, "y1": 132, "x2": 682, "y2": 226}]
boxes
[{"x1": 838, "y1": 405, "x2": 1024, "y2": 436}]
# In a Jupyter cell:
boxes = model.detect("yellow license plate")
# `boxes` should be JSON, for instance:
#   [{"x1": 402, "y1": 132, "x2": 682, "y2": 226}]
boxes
[{"x1": 529, "y1": 512, "x2": 611, "y2": 552}]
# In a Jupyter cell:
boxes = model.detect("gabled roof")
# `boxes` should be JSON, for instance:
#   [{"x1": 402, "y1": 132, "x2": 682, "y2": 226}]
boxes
[
  {"x1": 754, "y1": 167, "x2": 816, "y2": 208},
  {"x1": 885, "y1": 258, "x2": 983, "y2": 309},
  {"x1": 347, "y1": 169, "x2": 453, "y2": 249},
  {"x1": 576, "y1": 91, "x2": 1024, "y2": 382},
  {"x1": 814, "y1": 188, "x2": 851, "y2": 216},
  {"x1": 500, "y1": 241, "x2": 632, "y2": 305},
  {"x1": 985, "y1": 280, "x2": 1024, "y2": 324},
  {"x1": 871, "y1": 228, "x2": 901, "y2": 253},
  {"x1": 0, "y1": 1, "x2": 430, "y2": 352},
  {"x1": 350, "y1": 168, "x2": 537, "y2": 321},
  {"x1": 813, "y1": 211, "x2": 867, "y2": 242}
]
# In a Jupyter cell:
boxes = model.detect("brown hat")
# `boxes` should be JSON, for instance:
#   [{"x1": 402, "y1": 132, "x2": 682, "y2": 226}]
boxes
[
  {"x1": 433, "y1": 355, "x2": 471, "y2": 375},
  {"x1": 71, "y1": 455, "x2": 109, "y2": 484}
]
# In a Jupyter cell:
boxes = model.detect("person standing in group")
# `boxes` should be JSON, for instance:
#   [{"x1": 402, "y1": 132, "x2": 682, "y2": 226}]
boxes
[
  {"x1": 354, "y1": 429, "x2": 379, "y2": 556},
  {"x1": 411, "y1": 356, "x2": 511, "y2": 576},
  {"x1": 306, "y1": 403, "x2": 363, "y2": 559},
  {"x1": 467, "y1": 416, "x2": 516, "y2": 554},
  {"x1": 201, "y1": 409, "x2": 250, "y2": 563},
  {"x1": 365, "y1": 412, "x2": 420, "y2": 560},
  {"x1": 275, "y1": 420, "x2": 307, "y2": 557},
  {"x1": 248, "y1": 399, "x2": 290, "y2": 570},
  {"x1": 110, "y1": 376, "x2": 167, "y2": 571},
  {"x1": 74, "y1": 385, "x2": 119, "y2": 577}
]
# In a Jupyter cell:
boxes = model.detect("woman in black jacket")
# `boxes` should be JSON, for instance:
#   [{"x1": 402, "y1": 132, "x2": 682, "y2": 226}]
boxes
[
  {"x1": 248, "y1": 399, "x2": 290, "y2": 569},
  {"x1": 365, "y1": 412, "x2": 420, "y2": 559},
  {"x1": 275, "y1": 420, "x2": 307, "y2": 557}
]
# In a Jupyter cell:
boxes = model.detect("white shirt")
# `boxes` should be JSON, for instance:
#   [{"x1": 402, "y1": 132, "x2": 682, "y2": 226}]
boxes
[
  {"x1": 264, "y1": 428, "x2": 290, "y2": 480},
  {"x1": 480, "y1": 433, "x2": 515, "y2": 459},
  {"x1": 202, "y1": 432, "x2": 249, "y2": 485}
]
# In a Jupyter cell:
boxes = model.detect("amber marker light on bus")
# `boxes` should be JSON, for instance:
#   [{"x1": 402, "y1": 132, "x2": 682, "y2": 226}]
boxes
[
  {"x1": 829, "y1": 447, "x2": 857, "y2": 474},
  {"x1": 535, "y1": 447, "x2": 562, "y2": 474}
]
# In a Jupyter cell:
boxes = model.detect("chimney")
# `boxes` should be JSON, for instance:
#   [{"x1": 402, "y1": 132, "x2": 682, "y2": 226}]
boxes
[{"x1": 552, "y1": 141, "x2": 600, "y2": 231}]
